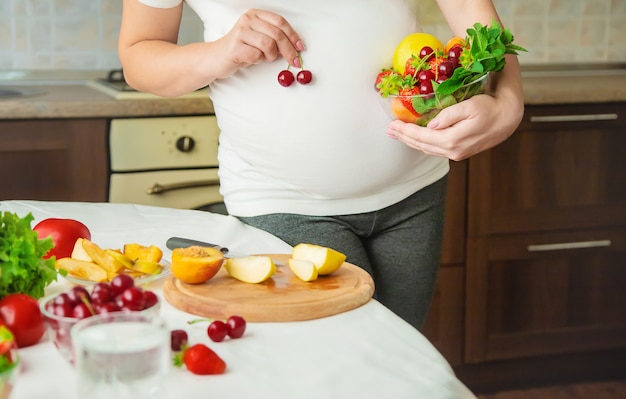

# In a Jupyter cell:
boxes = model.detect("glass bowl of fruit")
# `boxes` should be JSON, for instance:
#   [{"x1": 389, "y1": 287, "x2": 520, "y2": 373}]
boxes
[
  {"x1": 374, "y1": 68, "x2": 490, "y2": 127},
  {"x1": 39, "y1": 274, "x2": 160, "y2": 364}
]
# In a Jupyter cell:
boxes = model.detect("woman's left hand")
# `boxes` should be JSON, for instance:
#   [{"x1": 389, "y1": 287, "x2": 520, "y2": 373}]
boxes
[{"x1": 386, "y1": 91, "x2": 523, "y2": 161}]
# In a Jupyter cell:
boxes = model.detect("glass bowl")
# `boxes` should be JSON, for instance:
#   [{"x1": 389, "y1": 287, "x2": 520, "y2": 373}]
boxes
[
  {"x1": 39, "y1": 291, "x2": 160, "y2": 364},
  {"x1": 376, "y1": 73, "x2": 489, "y2": 126}
]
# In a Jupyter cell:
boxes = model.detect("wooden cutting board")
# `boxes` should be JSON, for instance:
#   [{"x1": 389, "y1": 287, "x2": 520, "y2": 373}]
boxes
[{"x1": 162, "y1": 254, "x2": 375, "y2": 322}]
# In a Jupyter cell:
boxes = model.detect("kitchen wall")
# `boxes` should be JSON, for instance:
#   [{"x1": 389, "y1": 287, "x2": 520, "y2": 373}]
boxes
[{"x1": 1, "y1": 0, "x2": 625, "y2": 70}]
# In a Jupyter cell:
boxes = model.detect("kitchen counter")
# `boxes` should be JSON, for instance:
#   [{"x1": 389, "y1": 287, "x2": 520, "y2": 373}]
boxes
[{"x1": 1, "y1": 65, "x2": 625, "y2": 120}]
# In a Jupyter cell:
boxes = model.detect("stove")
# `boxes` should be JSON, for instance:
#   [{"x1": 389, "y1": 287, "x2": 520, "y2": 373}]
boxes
[{"x1": 87, "y1": 69, "x2": 209, "y2": 100}]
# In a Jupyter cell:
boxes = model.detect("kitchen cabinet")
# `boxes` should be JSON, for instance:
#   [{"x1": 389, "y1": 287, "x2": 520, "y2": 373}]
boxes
[
  {"x1": 464, "y1": 102, "x2": 626, "y2": 363},
  {"x1": 0, "y1": 119, "x2": 108, "y2": 202}
]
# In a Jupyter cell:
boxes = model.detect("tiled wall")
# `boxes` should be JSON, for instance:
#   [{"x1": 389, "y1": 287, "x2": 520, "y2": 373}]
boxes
[{"x1": 1, "y1": 0, "x2": 626, "y2": 70}]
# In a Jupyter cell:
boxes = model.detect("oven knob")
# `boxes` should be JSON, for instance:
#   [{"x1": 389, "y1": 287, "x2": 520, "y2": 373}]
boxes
[{"x1": 175, "y1": 136, "x2": 196, "y2": 152}]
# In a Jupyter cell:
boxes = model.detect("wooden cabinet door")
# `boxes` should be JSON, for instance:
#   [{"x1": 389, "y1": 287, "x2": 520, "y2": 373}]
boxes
[
  {"x1": 465, "y1": 229, "x2": 626, "y2": 362},
  {"x1": 0, "y1": 119, "x2": 108, "y2": 202},
  {"x1": 468, "y1": 103, "x2": 626, "y2": 236}
]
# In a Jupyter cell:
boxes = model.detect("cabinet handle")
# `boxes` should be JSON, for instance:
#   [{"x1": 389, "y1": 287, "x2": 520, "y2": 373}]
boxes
[
  {"x1": 146, "y1": 178, "x2": 220, "y2": 195},
  {"x1": 527, "y1": 240, "x2": 612, "y2": 252},
  {"x1": 529, "y1": 114, "x2": 618, "y2": 123}
]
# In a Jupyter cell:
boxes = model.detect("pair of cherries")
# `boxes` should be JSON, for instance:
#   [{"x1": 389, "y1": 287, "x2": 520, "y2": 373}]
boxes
[
  {"x1": 277, "y1": 68, "x2": 312, "y2": 87},
  {"x1": 277, "y1": 53, "x2": 312, "y2": 87}
]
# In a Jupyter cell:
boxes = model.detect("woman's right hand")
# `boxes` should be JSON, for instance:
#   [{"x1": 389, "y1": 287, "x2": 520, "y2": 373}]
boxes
[{"x1": 212, "y1": 9, "x2": 305, "y2": 79}]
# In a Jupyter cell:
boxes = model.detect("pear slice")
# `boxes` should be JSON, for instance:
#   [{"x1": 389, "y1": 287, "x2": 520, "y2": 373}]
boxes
[
  {"x1": 224, "y1": 256, "x2": 276, "y2": 284},
  {"x1": 288, "y1": 258, "x2": 318, "y2": 282},
  {"x1": 291, "y1": 243, "x2": 346, "y2": 275}
]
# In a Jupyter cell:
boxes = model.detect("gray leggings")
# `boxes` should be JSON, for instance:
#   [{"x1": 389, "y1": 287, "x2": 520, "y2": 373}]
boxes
[{"x1": 236, "y1": 175, "x2": 447, "y2": 330}]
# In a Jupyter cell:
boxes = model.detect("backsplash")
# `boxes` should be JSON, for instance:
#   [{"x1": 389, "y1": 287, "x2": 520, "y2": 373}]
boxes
[{"x1": 1, "y1": 0, "x2": 625, "y2": 70}]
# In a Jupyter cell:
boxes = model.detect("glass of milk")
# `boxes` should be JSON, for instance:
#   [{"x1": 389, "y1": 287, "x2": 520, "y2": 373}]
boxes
[{"x1": 71, "y1": 312, "x2": 170, "y2": 399}]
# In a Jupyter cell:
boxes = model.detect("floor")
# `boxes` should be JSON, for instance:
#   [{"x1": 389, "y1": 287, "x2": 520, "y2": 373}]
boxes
[{"x1": 477, "y1": 380, "x2": 626, "y2": 399}]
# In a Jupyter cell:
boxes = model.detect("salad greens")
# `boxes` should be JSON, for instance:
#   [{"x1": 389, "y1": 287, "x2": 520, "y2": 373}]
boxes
[
  {"x1": 437, "y1": 20, "x2": 527, "y2": 95},
  {"x1": 0, "y1": 211, "x2": 57, "y2": 299}
]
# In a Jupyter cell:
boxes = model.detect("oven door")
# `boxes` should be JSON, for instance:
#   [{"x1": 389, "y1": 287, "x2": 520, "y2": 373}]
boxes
[{"x1": 107, "y1": 115, "x2": 225, "y2": 213}]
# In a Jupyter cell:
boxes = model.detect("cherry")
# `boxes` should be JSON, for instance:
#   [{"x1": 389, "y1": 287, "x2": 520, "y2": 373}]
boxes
[
  {"x1": 417, "y1": 69, "x2": 435, "y2": 83},
  {"x1": 72, "y1": 302, "x2": 92, "y2": 319},
  {"x1": 419, "y1": 46, "x2": 435, "y2": 61},
  {"x1": 53, "y1": 293, "x2": 72, "y2": 307},
  {"x1": 143, "y1": 290, "x2": 158, "y2": 309},
  {"x1": 110, "y1": 273, "x2": 134, "y2": 297},
  {"x1": 437, "y1": 60, "x2": 455, "y2": 78},
  {"x1": 207, "y1": 320, "x2": 228, "y2": 342},
  {"x1": 226, "y1": 315, "x2": 246, "y2": 339},
  {"x1": 171, "y1": 329, "x2": 188, "y2": 351},
  {"x1": 296, "y1": 70, "x2": 313, "y2": 85},
  {"x1": 277, "y1": 69, "x2": 295, "y2": 87},
  {"x1": 447, "y1": 45, "x2": 464, "y2": 61},
  {"x1": 90, "y1": 285, "x2": 112, "y2": 304},
  {"x1": 67, "y1": 286, "x2": 90, "y2": 305},
  {"x1": 94, "y1": 301, "x2": 120, "y2": 314},
  {"x1": 120, "y1": 286, "x2": 144, "y2": 311},
  {"x1": 419, "y1": 80, "x2": 434, "y2": 95}
]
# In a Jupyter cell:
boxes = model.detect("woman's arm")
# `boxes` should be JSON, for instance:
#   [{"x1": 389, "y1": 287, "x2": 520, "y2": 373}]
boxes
[
  {"x1": 386, "y1": 0, "x2": 524, "y2": 160},
  {"x1": 118, "y1": 1, "x2": 304, "y2": 97}
]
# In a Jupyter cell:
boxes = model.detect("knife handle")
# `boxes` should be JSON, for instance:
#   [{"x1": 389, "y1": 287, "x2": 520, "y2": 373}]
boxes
[{"x1": 165, "y1": 237, "x2": 229, "y2": 254}]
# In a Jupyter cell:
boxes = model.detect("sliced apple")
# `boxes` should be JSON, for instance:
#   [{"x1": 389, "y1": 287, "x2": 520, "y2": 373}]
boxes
[
  {"x1": 291, "y1": 243, "x2": 346, "y2": 275},
  {"x1": 71, "y1": 238, "x2": 92, "y2": 262},
  {"x1": 288, "y1": 258, "x2": 318, "y2": 282},
  {"x1": 81, "y1": 239, "x2": 124, "y2": 275},
  {"x1": 130, "y1": 260, "x2": 162, "y2": 275},
  {"x1": 105, "y1": 249, "x2": 135, "y2": 270},
  {"x1": 56, "y1": 257, "x2": 108, "y2": 282},
  {"x1": 224, "y1": 255, "x2": 276, "y2": 284}
]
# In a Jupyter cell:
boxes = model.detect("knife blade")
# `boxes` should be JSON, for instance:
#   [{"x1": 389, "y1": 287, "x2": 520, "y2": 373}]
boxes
[{"x1": 165, "y1": 236, "x2": 283, "y2": 264}]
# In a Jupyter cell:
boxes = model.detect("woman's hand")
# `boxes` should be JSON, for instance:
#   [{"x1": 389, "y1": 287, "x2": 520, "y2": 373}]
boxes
[{"x1": 212, "y1": 9, "x2": 304, "y2": 79}]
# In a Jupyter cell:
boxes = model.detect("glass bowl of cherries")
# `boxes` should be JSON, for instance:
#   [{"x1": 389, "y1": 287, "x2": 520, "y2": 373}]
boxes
[{"x1": 40, "y1": 274, "x2": 160, "y2": 364}]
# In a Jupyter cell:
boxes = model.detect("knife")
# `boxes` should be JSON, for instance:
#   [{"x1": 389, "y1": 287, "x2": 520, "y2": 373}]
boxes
[{"x1": 165, "y1": 236, "x2": 284, "y2": 264}]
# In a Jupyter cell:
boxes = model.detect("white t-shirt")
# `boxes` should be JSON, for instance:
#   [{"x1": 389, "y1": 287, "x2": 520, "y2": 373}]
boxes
[{"x1": 137, "y1": 0, "x2": 449, "y2": 217}]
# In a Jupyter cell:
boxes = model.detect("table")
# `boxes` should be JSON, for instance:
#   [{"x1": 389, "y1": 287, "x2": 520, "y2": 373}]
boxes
[{"x1": 1, "y1": 200, "x2": 476, "y2": 399}]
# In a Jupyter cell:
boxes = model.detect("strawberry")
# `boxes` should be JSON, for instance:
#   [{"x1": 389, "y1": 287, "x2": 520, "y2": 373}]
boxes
[
  {"x1": 428, "y1": 56, "x2": 443, "y2": 77},
  {"x1": 173, "y1": 343, "x2": 226, "y2": 375},
  {"x1": 375, "y1": 69, "x2": 406, "y2": 98}
]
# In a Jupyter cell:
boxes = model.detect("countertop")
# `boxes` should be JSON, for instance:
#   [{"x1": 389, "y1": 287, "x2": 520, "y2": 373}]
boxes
[{"x1": 1, "y1": 65, "x2": 625, "y2": 120}]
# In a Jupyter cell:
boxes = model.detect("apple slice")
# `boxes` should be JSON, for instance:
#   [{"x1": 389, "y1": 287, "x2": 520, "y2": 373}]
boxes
[
  {"x1": 291, "y1": 243, "x2": 346, "y2": 275},
  {"x1": 288, "y1": 258, "x2": 318, "y2": 282},
  {"x1": 71, "y1": 238, "x2": 92, "y2": 262},
  {"x1": 224, "y1": 256, "x2": 276, "y2": 284},
  {"x1": 56, "y1": 257, "x2": 108, "y2": 282}
]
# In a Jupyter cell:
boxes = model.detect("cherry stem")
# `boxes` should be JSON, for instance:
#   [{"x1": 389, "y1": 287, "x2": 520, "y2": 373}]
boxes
[{"x1": 187, "y1": 318, "x2": 215, "y2": 325}]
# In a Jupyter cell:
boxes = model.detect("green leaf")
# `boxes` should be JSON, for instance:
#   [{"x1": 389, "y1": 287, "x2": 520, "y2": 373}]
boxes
[{"x1": 0, "y1": 211, "x2": 57, "y2": 299}]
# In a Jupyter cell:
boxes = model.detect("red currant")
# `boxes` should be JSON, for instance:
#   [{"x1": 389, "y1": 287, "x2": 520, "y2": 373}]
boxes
[
  {"x1": 296, "y1": 70, "x2": 313, "y2": 85},
  {"x1": 207, "y1": 320, "x2": 228, "y2": 342},
  {"x1": 277, "y1": 69, "x2": 295, "y2": 87},
  {"x1": 226, "y1": 315, "x2": 246, "y2": 339}
]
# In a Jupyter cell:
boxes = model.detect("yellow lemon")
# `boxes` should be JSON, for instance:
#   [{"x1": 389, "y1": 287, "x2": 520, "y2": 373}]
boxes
[
  {"x1": 393, "y1": 32, "x2": 444, "y2": 74},
  {"x1": 291, "y1": 243, "x2": 346, "y2": 275}
]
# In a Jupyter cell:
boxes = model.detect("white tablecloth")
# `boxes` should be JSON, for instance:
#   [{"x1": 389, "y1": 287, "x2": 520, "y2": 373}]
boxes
[{"x1": 1, "y1": 200, "x2": 476, "y2": 399}]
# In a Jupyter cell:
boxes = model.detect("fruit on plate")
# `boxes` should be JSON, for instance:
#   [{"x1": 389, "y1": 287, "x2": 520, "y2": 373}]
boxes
[
  {"x1": 33, "y1": 217, "x2": 91, "y2": 259},
  {"x1": 223, "y1": 255, "x2": 276, "y2": 284},
  {"x1": 375, "y1": 21, "x2": 526, "y2": 126},
  {"x1": 291, "y1": 243, "x2": 346, "y2": 276},
  {"x1": 170, "y1": 246, "x2": 224, "y2": 284},
  {"x1": 56, "y1": 239, "x2": 165, "y2": 283},
  {"x1": 288, "y1": 258, "x2": 319, "y2": 282}
]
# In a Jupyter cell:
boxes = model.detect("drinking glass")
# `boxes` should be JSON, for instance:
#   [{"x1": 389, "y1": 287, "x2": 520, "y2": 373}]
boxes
[{"x1": 71, "y1": 312, "x2": 170, "y2": 399}]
